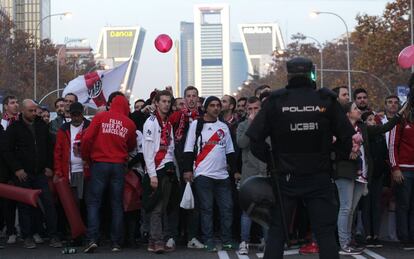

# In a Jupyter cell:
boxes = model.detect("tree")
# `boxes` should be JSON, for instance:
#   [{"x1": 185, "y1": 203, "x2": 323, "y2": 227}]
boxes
[
  {"x1": 238, "y1": 0, "x2": 412, "y2": 110},
  {"x1": 351, "y1": 0, "x2": 411, "y2": 108},
  {"x1": 0, "y1": 15, "x2": 89, "y2": 109}
]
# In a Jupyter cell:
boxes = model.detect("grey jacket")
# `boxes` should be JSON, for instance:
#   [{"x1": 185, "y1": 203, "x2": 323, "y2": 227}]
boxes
[
  {"x1": 237, "y1": 120, "x2": 268, "y2": 184},
  {"x1": 49, "y1": 115, "x2": 65, "y2": 136}
]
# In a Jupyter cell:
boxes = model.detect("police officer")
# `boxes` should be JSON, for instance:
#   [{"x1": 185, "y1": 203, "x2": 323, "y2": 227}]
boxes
[{"x1": 246, "y1": 57, "x2": 355, "y2": 259}]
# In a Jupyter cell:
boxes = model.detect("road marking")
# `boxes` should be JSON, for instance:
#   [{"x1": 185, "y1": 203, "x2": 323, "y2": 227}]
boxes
[
  {"x1": 352, "y1": 255, "x2": 367, "y2": 259},
  {"x1": 284, "y1": 249, "x2": 299, "y2": 255},
  {"x1": 218, "y1": 251, "x2": 231, "y2": 259},
  {"x1": 364, "y1": 249, "x2": 387, "y2": 259},
  {"x1": 236, "y1": 253, "x2": 250, "y2": 259},
  {"x1": 256, "y1": 249, "x2": 299, "y2": 258}
]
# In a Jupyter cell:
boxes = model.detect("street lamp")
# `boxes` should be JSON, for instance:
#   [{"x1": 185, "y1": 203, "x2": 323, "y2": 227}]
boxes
[
  {"x1": 56, "y1": 38, "x2": 86, "y2": 98},
  {"x1": 311, "y1": 11, "x2": 351, "y2": 100},
  {"x1": 301, "y1": 34, "x2": 324, "y2": 88},
  {"x1": 34, "y1": 12, "x2": 72, "y2": 100}
]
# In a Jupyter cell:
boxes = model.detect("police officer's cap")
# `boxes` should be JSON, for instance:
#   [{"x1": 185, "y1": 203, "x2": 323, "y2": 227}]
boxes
[{"x1": 287, "y1": 57, "x2": 313, "y2": 74}]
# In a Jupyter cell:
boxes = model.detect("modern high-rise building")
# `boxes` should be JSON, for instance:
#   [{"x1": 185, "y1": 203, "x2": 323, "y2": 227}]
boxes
[
  {"x1": 0, "y1": 0, "x2": 13, "y2": 20},
  {"x1": 179, "y1": 21, "x2": 195, "y2": 97},
  {"x1": 95, "y1": 26, "x2": 146, "y2": 93},
  {"x1": 194, "y1": 3, "x2": 230, "y2": 97},
  {"x1": 239, "y1": 23, "x2": 285, "y2": 77},
  {"x1": 230, "y1": 42, "x2": 248, "y2": 95},
  {"x1": 0, "y1": 5, "x2": 9, "y2": 23},
  {"x1": 0, "y1": 0, "x2": 51, "y2": 40}
]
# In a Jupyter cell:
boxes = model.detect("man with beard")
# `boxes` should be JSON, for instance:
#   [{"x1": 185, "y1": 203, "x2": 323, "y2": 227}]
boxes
[
  {"x1": 353, "y1": 88, "x2": 370, "y2": 113},
  {"x1": 168, "y1": 86, "x2": 204, "y2": 249},
  {"x1": 4, "y1": 99, "x2": 61, "y2": 249},
  {"x1": 50, "y1": 93, "x2": 78, "y2": 136},
  {"x1": 332, "y1": 86, "x2": 350, "y2": 107}
]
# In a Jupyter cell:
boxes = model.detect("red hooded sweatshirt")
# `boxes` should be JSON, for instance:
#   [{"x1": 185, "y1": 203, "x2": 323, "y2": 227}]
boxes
[{"x1": 81, "y1": 96, "x2": 137, "y2": 163}]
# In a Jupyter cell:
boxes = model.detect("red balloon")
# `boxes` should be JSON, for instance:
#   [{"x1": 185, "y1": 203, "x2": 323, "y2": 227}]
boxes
[
  {"x1": 155, "y1": 34, "x2": 173, "y2": 53},
  {"x1": 398, "y1": 45, "x2": 414, "y2": 69}
]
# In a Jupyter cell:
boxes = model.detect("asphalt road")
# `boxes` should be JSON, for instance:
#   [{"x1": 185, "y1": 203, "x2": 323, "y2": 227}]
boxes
[{"x1": 0, "y1": 242, "x2": 413, "y2": 259}]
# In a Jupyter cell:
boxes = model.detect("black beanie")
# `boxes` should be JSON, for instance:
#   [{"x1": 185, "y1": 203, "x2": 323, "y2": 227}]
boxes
[{"x1": 203, "y1": 96, "x2": 221, "y2": 110}]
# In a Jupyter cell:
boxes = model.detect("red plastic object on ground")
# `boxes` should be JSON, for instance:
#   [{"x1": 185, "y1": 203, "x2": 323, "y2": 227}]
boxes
[
  {"x1": 154, "y1": 34, "x2": 173, "y2": 53},
  {"x1": 0, "y1": 183, "x2": 41, "y2": 207},
  {"x1": 54, "y1": 177, "x2": 86, "y2": 239},
  {"x1": 123, "y1": 170, "x2": 142, "y2": 212},
  {"x1": 299, "y1": 242, "x2": 319, "y2": 255}
]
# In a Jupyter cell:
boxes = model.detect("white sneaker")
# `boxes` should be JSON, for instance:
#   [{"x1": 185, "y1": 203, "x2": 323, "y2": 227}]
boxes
[
  {"x1": 165, "y1": 238, "x2": 176, "y2": 251},
  {"x1": 32, "y1": 234, "x2": 44, "y2": 244},
  {"x1": 187, "y1": 237, "x2": 204, "y2": 249},
  {"x1": 6, "y1": 234, "x2": 17, "y2": 244},
  {"x1": 238, "y1": 241, "x2": 249, "y2": 255}
]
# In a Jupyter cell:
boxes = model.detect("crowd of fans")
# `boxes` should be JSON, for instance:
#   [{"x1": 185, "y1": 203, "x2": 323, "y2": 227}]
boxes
[{"x1": 0, "y1": 82, "x2": 413, "y2": 256}]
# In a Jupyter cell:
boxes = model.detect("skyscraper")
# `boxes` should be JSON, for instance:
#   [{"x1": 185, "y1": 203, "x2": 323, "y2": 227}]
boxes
[
  {"x1": 0, "y1": 0, "x2": 12, "y2": 20},
  {"x1": 230, "y1": 42, "x2": 248, "y2": 95},
  {"x1": 194, "y1": 3, "x2": 230, "y2": 97},
  {"x1": 239, "y1": 23, "x2": 285, "y2": 77},
  {"x1": 179, "y1": 21, "x2": 195, "y2": 97},
  {"x1": 95, "y1": 26, "x2": 146, "y2": 93},
  {"x1": 0, "y1": 0, "x2": 51, "y2": 40}
]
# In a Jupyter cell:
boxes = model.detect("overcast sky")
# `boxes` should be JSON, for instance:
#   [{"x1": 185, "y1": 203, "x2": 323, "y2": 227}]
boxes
[{"x1": 52, "y1": 0, "x2": 390, "y2": 99}]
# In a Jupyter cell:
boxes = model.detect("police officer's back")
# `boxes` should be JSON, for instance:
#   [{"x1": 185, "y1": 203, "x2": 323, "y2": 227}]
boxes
[{"x1": 246, "y1": 57, "x2": 354, "y2": 259}]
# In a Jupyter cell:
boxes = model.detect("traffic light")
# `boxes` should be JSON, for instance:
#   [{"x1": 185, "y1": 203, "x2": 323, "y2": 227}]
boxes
[{"x1": 311, "y1": 64, "x2": 317, "y2": 82}]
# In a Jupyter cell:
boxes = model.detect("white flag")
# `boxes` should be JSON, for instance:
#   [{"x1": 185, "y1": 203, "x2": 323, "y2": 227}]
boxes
[{"x1": 62, "y1": 59, "x2": 130, "y2": 108}]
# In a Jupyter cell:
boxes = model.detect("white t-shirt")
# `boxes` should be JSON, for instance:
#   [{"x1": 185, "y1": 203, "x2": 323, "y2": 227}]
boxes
[
  {"x1": 184, "y1": 119, "x2": 234, "y2": 180},
  {"x1": 143, "y1": 115, "x2": 175, "y2": 177},
  {"x1": 70, "y1": 124, "x2": 83, "y2": 173},
  {"x1": 356, "y1": 143, "x2": 368, "y2": 184},
  {"x1": 129, "y1": 130, "x2": 144, "y2": 173},
  {"x1": 381, "y1": 116, "x2": 391, "y2": 148},
  {"x1": 1, "y1": 119, "x2": 8, "y2": 130}
]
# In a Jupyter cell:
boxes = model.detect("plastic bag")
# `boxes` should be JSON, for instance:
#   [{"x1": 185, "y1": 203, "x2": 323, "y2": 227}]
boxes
[{"x1": 180, "y1": 182, "x2": 194, "y2": 210}]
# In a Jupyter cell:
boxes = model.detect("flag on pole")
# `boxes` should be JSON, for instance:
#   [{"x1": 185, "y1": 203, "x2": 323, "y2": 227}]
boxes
[{"x1": 62, "y1": 59, "x2": 130, "y2": 108}]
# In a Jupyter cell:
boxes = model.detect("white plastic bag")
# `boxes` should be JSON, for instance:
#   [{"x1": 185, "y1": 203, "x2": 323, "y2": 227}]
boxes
[{"x1": 180, "y1": 182, "x2": 195, "y2": 209}]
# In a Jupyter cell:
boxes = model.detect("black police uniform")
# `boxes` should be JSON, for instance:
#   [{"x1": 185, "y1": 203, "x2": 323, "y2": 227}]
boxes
[{"x1": 246, "y1": 57, "x2": 354, "y2": 259}]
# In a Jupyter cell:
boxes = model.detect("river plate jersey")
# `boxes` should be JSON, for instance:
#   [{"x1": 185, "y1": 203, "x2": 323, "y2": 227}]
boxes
[{"x1": 184, "y1": 119, "x2": 234, "y2": 179}]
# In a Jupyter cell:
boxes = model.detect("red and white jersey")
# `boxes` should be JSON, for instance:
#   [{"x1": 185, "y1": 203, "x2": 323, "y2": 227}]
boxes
[
  {"x1": 389, "y1": 121, "x2": 414, "y2": 172},
  {"x1": 184, "y1": 119, "x2": 234, "y2": 179},
  {"x1": 143, "y1": 115, "x2": 175, "y2": 177}
]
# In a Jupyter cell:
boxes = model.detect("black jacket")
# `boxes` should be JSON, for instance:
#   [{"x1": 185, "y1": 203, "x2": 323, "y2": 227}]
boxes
[
  {"x1": 334, "y1": 115, "x2": 400, "y2": 181},
  {"x1": 0, "y1": 124, "x2": 10, "y2": 182},
  {"x1": 368, "y1": 133, "x2": 389, "y2": 178},
  {"x1": 4, "y1": 115, "x2": 53, "y2": 175},
  {"x1": 247, "y1": 77, "x2": 355, "y2": 177}
]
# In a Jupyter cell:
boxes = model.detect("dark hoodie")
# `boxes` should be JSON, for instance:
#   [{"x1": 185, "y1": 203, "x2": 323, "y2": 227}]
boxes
[{"x1": 81, "y1": 95, "x2": 137, "y2": 164}]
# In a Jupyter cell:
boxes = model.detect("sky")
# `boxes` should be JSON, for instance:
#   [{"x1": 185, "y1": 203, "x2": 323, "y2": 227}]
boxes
[{"x1": 51, "y1": 0, "x2": 391, "y2": 99}]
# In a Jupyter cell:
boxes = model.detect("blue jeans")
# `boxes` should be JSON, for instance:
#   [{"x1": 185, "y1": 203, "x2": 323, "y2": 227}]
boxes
[
  {"x1": 86, "y1": 162, "x2": 125, "y2": 244},
  {"x1": 16, "y1": 174, "x2": 57, "y2": 239},
  {"x1": 395, "y1": 172, "x2": 414, "y2": 242},
  {"x1": 241, "y1": 211, "x2": 268, "y2": 242},
  {"x1": 335, "y1": 178, "x2": 366, "y2": 247},
  {"x1": 194, "y1": 176, "x2": 233, "y2": 244}
]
